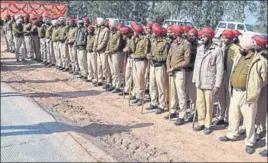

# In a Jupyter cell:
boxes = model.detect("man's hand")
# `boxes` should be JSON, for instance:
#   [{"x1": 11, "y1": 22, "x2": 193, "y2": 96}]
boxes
[
  {"x1": 212, "y1": 87, "x2": 219, "y2": 95},
  {"x1": 167, "y1": 67, "x2": 174, "y2": 73},
  {"x1": 131, "y1": 54, "x2": 135, "y2": 58},
  {"x1": 147, "y1": 53, "x2": 153, "y2": 60},
  {"x1": 123, "y1": 47, "x2": 129, "y2": 53},
  {"x1": 167, "y1": 72, "x2": 173, "y2": 76}
]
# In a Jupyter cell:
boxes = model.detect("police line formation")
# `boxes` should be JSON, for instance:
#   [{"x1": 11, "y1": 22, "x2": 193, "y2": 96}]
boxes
[{"x1": 2, "y1": 14, "x2": 268, "y2": 157}]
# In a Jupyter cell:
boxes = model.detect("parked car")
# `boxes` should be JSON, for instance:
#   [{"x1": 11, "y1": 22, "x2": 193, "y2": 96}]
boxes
[
  {"x1": 215, "y1": 21, "x2": 265, "y2": 38},
  {"x1": 162, "y1": 19, "x2": 194, "y2": 28}
]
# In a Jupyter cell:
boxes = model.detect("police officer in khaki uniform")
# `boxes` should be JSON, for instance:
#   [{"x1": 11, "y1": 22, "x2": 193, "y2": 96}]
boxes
[
  {"x1": 146, "y1": 24, "x2": 169, "y2": 114},
  {"x1": 31, "y1": 18, "x2": 41, "y2": 62},
  {"x1": 130, "y1": 24, "x2": 150, "y2": 106},
  {"x1": 6, "y1": 15, "x2": 15, "y2": 53},
  {"x1": 185, "y1": 28, "x2": 199, "y2": 122},
  {"x1": 214, "y1": 30, "x2": 240, "y2": 127},
  {"x1": 45, "y1": 18, "x2": 55, "y2": 66},
  {"x1": 38, "y1": 19, "x2": 47, "y2": 64},
  {"x1": 86, "y1": 26, "x2": 97, "y2": 83},
  {"x1": 23, "y1": 15, "x2": 34, "y2": 59},
  {"x1": 12, "y1": 18, "x2": 26, "y2": 62},
  {"x1": 105, "y1": 20, "x2": 122, "y2": 93},
  {"x1": 118, "y1": 26, "x2": 135, "y2": 96},
  {"x1": 193, "y1": 27, "x2": 223, "y2": 135},
  {"x1": 66, "y1": 18, "x2": 79, "y2": 74},
  {"x1": 58, "y1": 17, "x2": 70, "y2": 71},
  {"x1": 51, "y1": 19, "x2": 61, "y2": 69},
  {"x1": 219, "y1": 36, "x2": 267, "y2": 155},
  {"x1": 93, "y1": 18, "x2": 110, "y2": 87},
  {"x1": 252, "y1": 35, "x2": 268, "y2": 157},
  {"x1": 166, "y1": 25, "x2": 191, "y2": 125},
  {"x1": 75, "y1": 20, "x2": 88, "y2": 80}
]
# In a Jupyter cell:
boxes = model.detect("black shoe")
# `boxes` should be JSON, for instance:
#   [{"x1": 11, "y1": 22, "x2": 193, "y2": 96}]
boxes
[
  {"x1": 131, "y1": 98, "x2": 140, "y2": 104},
  {"x1": 73, "y1": 71, "x2": 79, "y2": 75},
  {"x1": 194, "y1": 125, "x2": 204, "y2": 131},
  {"x1": 219, "y1": 136, "x2": 235, "y2": 142},
  {"x1": 16, "y1": 59, "x2": 19, "y2": 62},
  {"x1": 213, "y1": 119, "x2": 225, "y2": 126},
  {"x1": 118, "y1": 92, "x2": 129, "y2": 96},
  {"x1": 63, "y1": 68, "x2": 69, "y2": 72},
  {"x1": 146, "y1": 104, "x2": 157, "y2": 110},
  {"x1": 187, "y1": 113, "x2": 194, "y2": 122},
  {"x1": 238, "y1": 129, "x2": 246, "y2": 135},
  {"x1": 102, "y1": 85, "x2": 110, "y2": 89},
  {"x1": 134, "y1": 99, "x2": 142, "y2": 106},
  {"x1": 245, "y1": 146, "x2": 255, "y2": 155},
  {"x1": 111, "y1": 88, "x2": 121, "y2": 93},
  {"x1": 87, "y1": 79, "x2": 92, "y2": 82},
  {"x1": 203, "y1": 127, "x2": 212, "y2": 135},
  {"x1": 42, "y1": 61, "x2": 46, "y2": 64},
  {"x1": 174, "y1": 118, "x2": 185, "y2": 126},
  {"x1": 164, "y1": 113, "x2": 177, "y2": 120},
  {"x1": 44, "y1": 62, "x2": 50, "y2": 65},
  {"x1": 259, "y1": 149, "x2": 267, "y2": 157},
  {"x1": 155, "y1": 108, "x2": 165, "y2": 114},
  {"x1": 107, "y1": 87, "x2": 115, "y2": 92}
]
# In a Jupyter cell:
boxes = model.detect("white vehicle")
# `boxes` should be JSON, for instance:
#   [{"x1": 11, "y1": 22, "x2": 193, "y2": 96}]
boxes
[
  {"x1": 163, "y1": 19, "x2": 194, "y2": 28},
  {"x1": 215, "y1": 21, "x2": 263, "y2": 38},
  {"x1": 104, "y1": 18, "x2": 130, "y2": 26}
]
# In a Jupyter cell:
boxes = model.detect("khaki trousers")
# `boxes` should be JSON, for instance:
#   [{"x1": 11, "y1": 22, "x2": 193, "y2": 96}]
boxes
[
  {"x1": 7, "y1": 30, "x2": 15, "y2": 51},
  {"x1": 108, "y1": 53, "x2": 121, "y2": 89},
  {"x1": 226, "y1": 89, "x2": 257, "y2": 147},
  {"x1": 124, "y1": 57, "x2": 134, "y2": 93},
  {"x1": 31, "y1": 35, "x2": 41, "y2": 61},
  {"x1": 218, "y1": 72, "x2": 230, "y2": 122},
  {"x1": 87, "y1": 52, "x2": 97, "y2": 82},
  {"x1": 49, "y1": 40, "x2": 56, "y2": 64},
  {"x1": 4, "y1": 32, "x2": 9, "y2": 50},
  {"x1": 24, "y1": 36, "x2": 33, "y2": 58},
  {"x1": 133, "y1": 60, "x2": 147, "y2": 99},
  {"x1": 60, "y1": 42, "x2": 70, "y2": 69},
  {"x1": 256, "y1": 85, "x2": 268, "y2": 135},
  {"x1": 170, "y1": 70, "x2": 187, "y2": 119},
  {"x1": 68, "y1": 44, "x2": 79, "y2": 72},
  {"x1": 53, "y1": 41, "x2": 62, "y2": 67},
  {"x1": 149, "y1": 64, "x2": 167, "y2": 109},
  {"x1": 186, "y1": 70, "x2": 196, "y2": 112},
  {"x1": 77, "y1": 49, "x2": 88, "y2": 76},
  {"x1": 196, "y1": 88, "x2": 214, "y2": 128},
  {"x1": 14, "y1": 36, "x2": 26, "y2": 61},
  {"x1": 97, "y1": 52, "x2": 110, "y2": 84},
  {"x1": 40, "y1": 38, "x2": 47, "y2": 62}
]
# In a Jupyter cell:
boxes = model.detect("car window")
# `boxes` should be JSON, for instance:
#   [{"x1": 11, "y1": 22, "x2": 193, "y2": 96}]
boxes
[
  {"x1": 217, "y1": 23, "x2": 226, "y2": 28},
  {"x1": 227, "y1": 23, "x2": 235, "y2": 29},
  {"x1": 237, "y1": 24, "x2": 244, "y2": 30},
  {"x1": 245, "y1": 24, "x2": 253, "y2": 31}
]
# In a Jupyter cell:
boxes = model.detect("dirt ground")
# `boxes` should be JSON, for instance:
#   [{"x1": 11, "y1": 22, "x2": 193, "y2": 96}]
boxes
[{"x1": 1, "y1": 40, "x2": 267, "y2": 162}]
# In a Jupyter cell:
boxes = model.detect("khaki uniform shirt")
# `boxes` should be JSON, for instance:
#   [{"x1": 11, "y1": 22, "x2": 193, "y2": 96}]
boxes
[
  {"x1": 51, "y1": 27, "x2": 60, "y2": 42},
  {"x1": 106, "y1": 31, "x2": 121, "y2": 53},
  {"x1": 86, "y1": 34, "x2": 95, "y2": 52},
  {"x1": 133, "y1": 35, "x2": 150, "y2": 58},
  {"x1": 168, "y1": 37, "x2": 191, "y2": 68},
  {"x1": 231, "y1": 55, "x2": 254, "y2": 90},
  {"x1": 45, "y1": 25, "x2": 53, "y2": 39},
  {"x1": 151, "y1": 38, "x2": 169, "y2": 62},
  {"x1": 67, "y1": 26, "x2": 77, "y2": 44}
]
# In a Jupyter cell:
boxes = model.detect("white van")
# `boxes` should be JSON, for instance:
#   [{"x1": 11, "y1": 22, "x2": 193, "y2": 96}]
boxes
[
  {"x1": 163, "y1": 19, "x2": 193, "y2": 28},
  {"x1": 215, "y1": 21, "x2": 262, "y2": 38}
]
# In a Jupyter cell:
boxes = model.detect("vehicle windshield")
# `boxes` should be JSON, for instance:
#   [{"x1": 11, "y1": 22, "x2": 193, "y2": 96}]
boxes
[{"x1": 245, "y1": 24, "x2": 253, "y2": 31}]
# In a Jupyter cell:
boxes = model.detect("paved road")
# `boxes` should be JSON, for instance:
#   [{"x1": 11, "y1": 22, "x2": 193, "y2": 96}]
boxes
[{"x1": 0, "y1": 82, "x2": 107, "y2": 162}]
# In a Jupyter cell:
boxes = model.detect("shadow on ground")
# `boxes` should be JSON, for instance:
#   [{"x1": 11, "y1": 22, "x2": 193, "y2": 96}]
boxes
[
  {"x1": 1, "y1": 90, "x2": 104, "y2": 98},
  {"x1": 1, "y1": 121, "x2": 154, "y2": 138}
]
